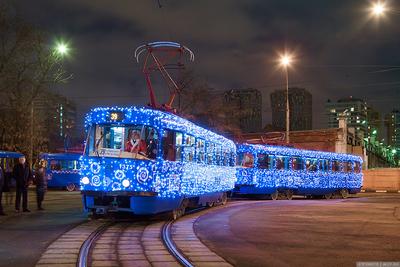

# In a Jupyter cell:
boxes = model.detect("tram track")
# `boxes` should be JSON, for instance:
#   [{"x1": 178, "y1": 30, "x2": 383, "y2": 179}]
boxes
[
  {"x1": 77, "y1": 219, "x2": 188, "y2": 267},
  {"x1": 36, "y1": 205, "x2": 233, "y2": 267}
]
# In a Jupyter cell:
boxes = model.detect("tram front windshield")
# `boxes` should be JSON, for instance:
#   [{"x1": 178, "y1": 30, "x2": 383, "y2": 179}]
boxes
[{"x1": 87, "y1": 125, "x2": 159, "y2": 160}]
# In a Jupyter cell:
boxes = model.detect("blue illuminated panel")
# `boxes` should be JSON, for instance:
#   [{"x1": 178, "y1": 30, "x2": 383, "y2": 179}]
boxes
[
  {"x1": 80, "y1": 106, "x2": 236, "y2": 199},
  {"x1": 236, "y1": 144, "x2": 363, "y2": 194}
]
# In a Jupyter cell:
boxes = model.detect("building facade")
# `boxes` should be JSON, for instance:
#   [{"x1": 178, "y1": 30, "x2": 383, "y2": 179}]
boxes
[
  {"x1": 223, "y1": 88, "x2": 262, "y2": 133},
  {"x1": 270, "y1": 87, "x2": 312, "y2": 131},
  {"x1": 34, "y1": 93, "x2": 77, "y2": 150},
  {"x1": 326, "y1": 97, "x2": 368, "y2": 139},
  {"x1": 385, "y1": 110, "x2": 400, "y2": 149}
]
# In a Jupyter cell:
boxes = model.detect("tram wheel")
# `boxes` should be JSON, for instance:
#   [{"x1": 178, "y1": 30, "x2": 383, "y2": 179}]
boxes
[
  {"x1": 270, "y1": 191, "x2": 279, "y2": 200},
  {"x1": 171, "y1": 199, "x2": 188, "y2": 220},
  {"x1": 324, "y1": 193, "x2": 333, "y2": 199},
  {"x1": 220, "y1": 192, "x2": 228, "y2": 205},
  {"x1": 340, "y1": 189, "x2": 349, "y2": 199},
  {"x1": 66, "y1": 183, "x2": 76, "y2": 192},
  {"x1": 206, "y1": 201, "x2": 215, "y2": 208},
  {"x1": 285, "y1": 190, "x2": 294, "y2": 200}
]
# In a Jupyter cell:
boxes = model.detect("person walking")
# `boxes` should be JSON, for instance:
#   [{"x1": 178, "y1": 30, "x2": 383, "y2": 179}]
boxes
[
  {"x1": 13, "y1": 156, "x2": 32, "y2": 213},
  {"x1": 34, "y1": 159, "x2": 47, "y2": 210},
  {"x1": 0, "y1": 166, "x2": 5, "y2": 216},
  {"x1": 3, "y1": 162, "x2": 14, "y2": 205}
]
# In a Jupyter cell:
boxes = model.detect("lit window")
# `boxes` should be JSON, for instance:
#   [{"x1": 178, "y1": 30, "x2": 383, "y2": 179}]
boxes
[
  {"x1": 330, "y1": 109, "x2": 336, "y2": 113},
  {"x1": 350, "y1": 107, "x2": 354, "y2": 112}
]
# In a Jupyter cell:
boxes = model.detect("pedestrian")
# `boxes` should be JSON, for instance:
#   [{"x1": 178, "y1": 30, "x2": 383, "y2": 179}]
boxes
[
  {"x1": 13, "y1": 156, "x2": 32, "y2": 213},
  {"x1": 0, "y1": 165, "x2": 6, "y2": 216},
  {"x1": 3, "y1": 161, "x2": 14, "y2": 205},
  {"x1": 34, "y1": 159, "x2": 47, "y2": 210}
]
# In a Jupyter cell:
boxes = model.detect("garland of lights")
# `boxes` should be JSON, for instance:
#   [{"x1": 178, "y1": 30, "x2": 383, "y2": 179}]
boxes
[
  {"x1": 236, "y1": 144, "x2": 363, "y2": 190},
  {"x1": 80, "y1": 106, "x2": 237, "y2": 198}
]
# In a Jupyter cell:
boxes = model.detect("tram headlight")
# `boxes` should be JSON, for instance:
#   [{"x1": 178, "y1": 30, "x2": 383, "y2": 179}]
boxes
[
  {"x1": 81, "y1": 177, "x2": 90, "y2": 185},
  {"x1": 122, "y1": 179, "x2": 130, "y2": 188}
]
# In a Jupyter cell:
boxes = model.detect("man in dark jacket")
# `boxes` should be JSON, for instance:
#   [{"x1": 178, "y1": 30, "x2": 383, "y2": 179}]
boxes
[
  {"x1": 13, "y1": 156, "x2": 32, "y2": 212},
  {"x1": 0, "y1": 166, "x2": 5, "y2": 216},
  {"x1": 34, "y1": 159, "x2": 47, "y2": 210}
]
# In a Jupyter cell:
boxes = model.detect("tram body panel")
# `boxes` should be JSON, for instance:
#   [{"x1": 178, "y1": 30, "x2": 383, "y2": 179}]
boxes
[
  {"x1": 80, "y1": 106, "x2": 236, "y2": 215},
  {"x1": 234, "y1": 144, "x2": 363, "y2": 196},
  {"x1": 39, "y1": 153, "x2": 81, "y2": 190}
]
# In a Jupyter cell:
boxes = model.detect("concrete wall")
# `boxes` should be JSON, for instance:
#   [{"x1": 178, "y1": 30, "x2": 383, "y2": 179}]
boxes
[{"x1": 362, "y1": 168, "x2": 400, "y2": 191}]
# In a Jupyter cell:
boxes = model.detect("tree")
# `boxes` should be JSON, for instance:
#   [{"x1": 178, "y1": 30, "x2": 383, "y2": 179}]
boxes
[
  {"x1": 177, "y1": 71, "x2": 242, "y2": 136},
  {"x1": 0, "y1": 3, "x2": 70, "y2": 163}
]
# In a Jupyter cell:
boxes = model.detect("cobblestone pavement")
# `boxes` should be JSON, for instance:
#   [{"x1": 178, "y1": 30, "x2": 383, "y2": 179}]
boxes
[{"x1": 34, "y1": 205, "x2": 236, "y2": 267}]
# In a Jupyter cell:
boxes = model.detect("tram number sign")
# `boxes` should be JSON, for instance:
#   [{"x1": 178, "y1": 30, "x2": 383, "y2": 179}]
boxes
[{"x1": 109, "y1": 111, "x2": 124, "y2": 122}]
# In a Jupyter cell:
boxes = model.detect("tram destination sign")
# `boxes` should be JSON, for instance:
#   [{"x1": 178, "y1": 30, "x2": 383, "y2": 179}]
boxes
[{"x1": 109, "y1": 111, "x2": 124, "y2": 122}]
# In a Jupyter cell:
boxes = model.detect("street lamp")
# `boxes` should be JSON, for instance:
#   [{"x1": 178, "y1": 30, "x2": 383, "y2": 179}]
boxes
[
  {"x1": 279, "y1": 53, "x2": 293, "y2": 144},
  {"x1": 370, "y1": 1, "x2": 387, "y2": 17},
  {"x1": 54, "y1": 41, "x2": 70, "y2": 57}
]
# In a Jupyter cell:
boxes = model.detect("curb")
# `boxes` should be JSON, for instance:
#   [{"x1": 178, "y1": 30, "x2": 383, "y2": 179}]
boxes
[{"x1": 361, "y1": 189, "x2": 400, "y2": 193}]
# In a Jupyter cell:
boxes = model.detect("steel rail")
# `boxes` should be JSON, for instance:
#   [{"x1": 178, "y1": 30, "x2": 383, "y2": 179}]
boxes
[
  {"x1": 161, "y1": 220, "x2": 194, "y2": 267},
  {"x1": 77, "y1": 223, "x2": 111, "y2": 267}
]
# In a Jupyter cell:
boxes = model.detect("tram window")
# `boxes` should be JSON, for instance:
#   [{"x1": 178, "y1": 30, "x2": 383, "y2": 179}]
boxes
[
  {"x1": 206, "y1": 142, "x2": 214, "y2": 165},
  {"x1": 237, "y1": 152, "x2": 254, "y2": 168},
  {"x1": 50, "y1": 160, "x2": 61, "y2": 170},
  {"x1": 275, "y1": 156, "x2": 287, "y2": 170},
  {"x1": 196, "y1": 139, "x2": 206, "y2": 164},
  {"x1": 345, "y1": 162, "x2": 353, "y2": 173},
  {"x1": 230, "y1": 152, "x2": 236, "y2": 167},
  {"x1": 162, "y1": 130, "x2": 177, "y2": 161},
  {"x1": 215, "y1": 146, "x2": 222, "y2": 165},
  {"x1": 291, "y1": 157, "x2": 303, "y2": 170},
  {"x1": 175, "y1": 132, "x2": 183, "y2": 161},
  {"x1": 257, "y1": 154, "x2": 270, "y2": 169},
  {"x1": 332, "y1": 161, "x2": 341, "y2": 172},
  {"x1": 222, "y1": 151, "x2": 230, "y2": 166},
  {"x1": 90, "y1": 125, "x2": 158, "y2": 159},
  {"x1": 318, "y1": 159, "x2": 329, "y2": 172},
  {"x1": 354, "y1": 162, "x2": 361, "y2": 173},
  {"x1": 305, "y1": 159, "x2": 318, "y2": 172},
  {"x1": 183, "y1": 134, "x2": 195, "y2": 162}
]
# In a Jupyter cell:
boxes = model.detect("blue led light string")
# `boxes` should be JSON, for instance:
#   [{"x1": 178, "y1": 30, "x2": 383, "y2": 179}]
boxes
[
  {"x1": 236, "y1": 144, "x2": 363, "y2": 191},
  {"x1": 80, "y1": 106, "x2": 237, "y2": 198}
]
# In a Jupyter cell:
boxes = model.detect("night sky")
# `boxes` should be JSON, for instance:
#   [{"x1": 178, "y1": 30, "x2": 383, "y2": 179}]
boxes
[{"x1": 15, "y1": 0, "x2": 400, "y2": 130}]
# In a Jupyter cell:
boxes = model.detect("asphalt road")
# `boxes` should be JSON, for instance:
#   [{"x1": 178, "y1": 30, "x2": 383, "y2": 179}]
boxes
[
  {"x1": 194, "y1": 193, "x2": 400, "y2": 267},
  {"x1": 0, "y1": 190, "x2": 86, "y2": 267}
]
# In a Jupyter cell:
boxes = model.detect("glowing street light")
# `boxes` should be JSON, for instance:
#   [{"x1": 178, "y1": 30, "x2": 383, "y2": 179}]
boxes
[
  {"x1": 54, "y1": 41, "x2": 70, "y2": 57},
  {"x1": 371, "y1": 2, "x2": 387, "y2": 17},
  {"x1": 280, "y1": 54, "x2": 293, "y2": 67},
  {"x1": 278, "y1": 52, "x2": 294, "y2": 144}
]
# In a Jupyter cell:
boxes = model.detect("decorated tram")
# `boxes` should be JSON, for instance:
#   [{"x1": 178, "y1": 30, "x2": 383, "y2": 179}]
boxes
[
  {"x1": 80, "y1": 106, "x2": 236, "y2": 218},
  {"x1": 39, "y1": 153, "x2": 81, "y2": 191},
  {"x1": 233, "y1": 144, "x2": 363, "y2": 200}
]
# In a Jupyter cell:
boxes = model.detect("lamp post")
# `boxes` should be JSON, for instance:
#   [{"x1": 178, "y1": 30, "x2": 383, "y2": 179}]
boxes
[
  {"x1": 279, "y1": 54, "x2": 293, "y2": 144},
  {"x1": 29, "y1": 40, "x2": 70, "y2": 164}
]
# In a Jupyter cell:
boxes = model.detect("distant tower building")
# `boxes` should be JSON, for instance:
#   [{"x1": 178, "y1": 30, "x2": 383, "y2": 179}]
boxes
[
  {"x1": 325, "y1": 96, "x2": 368, "y2": 138},
  {"x1": 34, "y1": 94, "x2": 77, "y2": 150},
  {"x1": 367, "y1": 107, "x2": 382, "y2": 139},
  {"x1": 224, "y1": 88, "x2": 262, "y2": 133},
  {"x1": 385, "y1": 110, "x2": 400, "y2": 148},
  {"x1": 270, "y1": 87, "x2": 312, "y2": 131}
]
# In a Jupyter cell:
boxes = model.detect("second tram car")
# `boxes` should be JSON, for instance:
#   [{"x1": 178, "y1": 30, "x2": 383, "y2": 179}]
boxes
[
  {"x1": 80, "y1": 106, "x2": 236, "y2": 218},
  {"x1": 234, "y1": 144, "x2": 363, "y2": 199},
  {"x1": 39, "y1": 153, "x2": 81, "y2": 191}
]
